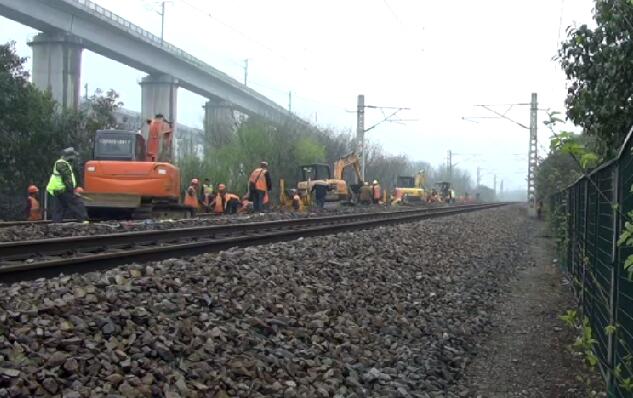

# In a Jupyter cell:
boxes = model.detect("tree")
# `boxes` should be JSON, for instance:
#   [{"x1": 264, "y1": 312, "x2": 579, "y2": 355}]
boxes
[
  {"x1": 558, "y1": 0, "x2": 633, "y2": 156},
  {"x1": 0, "y1": 41, "x2": 122, "y2": 219}
]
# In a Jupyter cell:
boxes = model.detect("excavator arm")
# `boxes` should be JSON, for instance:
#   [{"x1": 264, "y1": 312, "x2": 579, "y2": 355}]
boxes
[{"x1": 333, "y1": 152, "x2": 363, "y2": 182}]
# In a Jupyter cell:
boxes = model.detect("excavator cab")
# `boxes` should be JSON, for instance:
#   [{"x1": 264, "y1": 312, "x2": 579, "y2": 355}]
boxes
[
  {"x1": 300, "y1": 164, "x2": 331, "y2": 181},
  {"x1": 396, "y1": 176, "x2": 415, "y2": 188},
  {"x1": 93, "y1": 130, "x2": 146, "y2": 161}
]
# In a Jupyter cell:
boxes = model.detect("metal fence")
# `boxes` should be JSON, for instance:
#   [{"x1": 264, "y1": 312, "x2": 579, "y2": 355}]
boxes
[{"x1": 552, "y1": 129, "x2": 633, "y2": 397}]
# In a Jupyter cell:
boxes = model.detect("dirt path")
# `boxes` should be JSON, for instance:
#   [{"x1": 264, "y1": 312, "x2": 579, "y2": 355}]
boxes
[{"x1": 458, "y1": 218, "x2": 602, "y2": 397}]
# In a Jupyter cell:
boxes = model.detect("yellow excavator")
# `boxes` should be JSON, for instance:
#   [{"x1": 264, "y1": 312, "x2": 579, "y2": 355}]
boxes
[
  {"x1": 280, "y1": 152, "x2": 363, "y2": 207},
  {"x1": 392, "y1": 170, "x2": 427, "y2": 205}
]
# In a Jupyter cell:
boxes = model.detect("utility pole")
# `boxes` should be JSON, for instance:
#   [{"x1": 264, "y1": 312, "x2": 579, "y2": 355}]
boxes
[
  {"x1": 84, "y1": 83, "x2": 88, "y2": 100},
  {"x1": 356, "y1": 94, "x2": 365, "y2": 182},
  {"x1": 493, "y1": 174, "x2": 497, "y2": 195},
  {"x1": 528, "y1": 93, "x2": 538, "y2": 215},
  {"x1": 243, "y1": 59, "x2": 249, "y2": 86},
  {"x1": 288, "y1": 91, "x2": 292, "y2": 112},
  {"x1": 159, "y1": 1, "x2": 166, "y2": 45},
  {"x1": 476, "y1": 167, "x2": 481, "y2": 188},
  {"x1": 355, "y1": 94, "x2": 410, "y2": 182},
  {"x1": 447, "y1": 150, "x2": 453, "y2": 182}
]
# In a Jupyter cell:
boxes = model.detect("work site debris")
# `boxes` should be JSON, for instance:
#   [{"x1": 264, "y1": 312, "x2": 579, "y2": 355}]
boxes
[{"x1": 0, "y1": 206, "x2": 527, "y2": 397}]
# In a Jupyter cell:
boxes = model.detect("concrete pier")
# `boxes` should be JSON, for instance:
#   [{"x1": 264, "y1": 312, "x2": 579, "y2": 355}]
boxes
[
  {"x1": 203, "y1": 99, "x2": 235, "y2": 149},
  {"x1": 28, "y1": 32, "x2": 83, "y2": 109}
]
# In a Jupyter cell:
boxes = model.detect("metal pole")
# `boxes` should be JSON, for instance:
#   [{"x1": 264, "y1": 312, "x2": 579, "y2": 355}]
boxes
[
  {"x1": 493, "y1": 174, "x2": 497, "y2": 195},
  {"x1": 288, "y1": 91, "x2": 292, "y2": 112},
  {"x1": 476, "y1": 166, "x2": 481, "y2": 188},
  {"x1": 243, "y1": 59, "x2": 249, "y2": 86},
  {"x1": 528, "y1": 93, "x2": 538, "y2": 213},
  {"x1": 448, "y1": 150, "x2": 453, "y2": 182},
  {"x1": 357, "y1": 94, "x2": 365, "y2": 182},
  {"x1": 160, "y1": 1, "x2": 165, "y2": 45}
]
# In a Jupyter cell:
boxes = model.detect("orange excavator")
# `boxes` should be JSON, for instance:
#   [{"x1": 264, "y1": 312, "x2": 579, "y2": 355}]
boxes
[{"x1": 82, "y1": 115, "x2": 191, "y2": 219}]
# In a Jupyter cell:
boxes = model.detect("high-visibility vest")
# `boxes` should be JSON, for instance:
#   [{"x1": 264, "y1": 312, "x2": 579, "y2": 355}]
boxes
[
  {"x1": 214, "y1": 193, "x2": 240, "y2": 214},
  {"x1": 292, "y1": 194, "x2": 302, "y2": 211},
  {"x1": 372, "y1": 184, "x2": 382, "y2": 200},
  {"x1": 249, "y1": 168, "x2": 267, "y2": 191},
  {"x1": 46, "y1": 158, "x2": 76, "y2": 195},
  {"x1": 28, "y1": 196, "x2": 42, "y2": 221},
  {"x1": 184, "y1": 186, "x2": 200, "y2": 209},
  {"x1": 213, "y1": 193, "x2": 224, "y2": 214}
]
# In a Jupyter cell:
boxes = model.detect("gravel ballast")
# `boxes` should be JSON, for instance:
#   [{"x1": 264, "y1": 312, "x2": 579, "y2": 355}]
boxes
[{"x1": 0, "y1": 205, "x2": 527, "y2": 397}]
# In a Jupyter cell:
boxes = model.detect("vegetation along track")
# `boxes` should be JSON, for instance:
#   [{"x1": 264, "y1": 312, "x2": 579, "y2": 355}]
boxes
[{"x1": 0, "y1": 203, "x2": 505, "y2": 281}]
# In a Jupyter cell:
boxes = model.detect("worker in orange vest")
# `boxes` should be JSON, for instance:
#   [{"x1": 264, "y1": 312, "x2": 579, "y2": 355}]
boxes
[
  {"x1": 249, "y1": 161, "x2": 272, "y2": 212},
  {"x1": 184, "y1": 178, "x2": 201, "y2": 209},
  {"x1": 211, "y1": 184, "x2": 241, "y2": 215},
  {"x1": 371, "y1": 180, "x2": 382, "y2": 204},
  {"x1": 239, "y1": 194, "x2": 252, "y2": 213},
  {"x1": 25, "y1": 185, "x2": 42, "y2": 221},
  {"x1": 291, "y1": 189, "x2": 303, "y2": 211}
]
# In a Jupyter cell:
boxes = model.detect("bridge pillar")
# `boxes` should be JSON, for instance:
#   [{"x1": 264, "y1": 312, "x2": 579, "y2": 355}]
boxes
[
  {"x1": 140, "y1": 73, "x2": 178, "y2": 132},
  {"x1": 203, "y1": 99, "x2": 235, "y2": 149},
  {"x1": 28, "y1": 32, "x2": 83, "y2": 110}
]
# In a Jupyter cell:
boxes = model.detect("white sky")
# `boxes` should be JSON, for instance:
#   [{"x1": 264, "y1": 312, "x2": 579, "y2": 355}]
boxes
[{"x1": 0, "y1": 0, "x2": 595, "y2": 191}]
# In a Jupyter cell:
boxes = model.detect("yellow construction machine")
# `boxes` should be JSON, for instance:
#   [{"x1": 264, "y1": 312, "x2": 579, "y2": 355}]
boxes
[
  {"x1": 392, "y1": 170, "x2": 427, "y2": 205},
  {"x1": 281, "y1": 152, "x2": 363, "y2": 207}
]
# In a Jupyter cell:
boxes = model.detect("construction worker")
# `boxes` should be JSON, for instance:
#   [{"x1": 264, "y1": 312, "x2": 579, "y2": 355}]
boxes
[
  {"x1": 359, "y1": 182, "x2": 372, "y2": 205},
  {"x1": 249, "y1": 161, "x2": 272, "y2": 212},
  {"x1": 371, "y1": 180, "x2": 382, "y2": 204},
  {"x1": 211, "y1": 184, "x2": 241, "y2": 215},
  {"x1": 291, "y1": 189, "x2": 303, "y2": 211},
  {"x1": 46, "y1": 147, "x2": 88, "y2": 223},
  {"x1": 311, "y1": 182, "x2": 330, "y2": 209},
  {"x1": 184, "y1": 178, "x2": 201, "y2": 209},
  {"x1": 239, "y1": 194, "x2": 253, "y2": 213},
  {"x1": 25, "y1": 185, "x2": 42, "y2": 221},
  {"x1": 201, "y1": 178, "x2": 213, "y2": 206}
]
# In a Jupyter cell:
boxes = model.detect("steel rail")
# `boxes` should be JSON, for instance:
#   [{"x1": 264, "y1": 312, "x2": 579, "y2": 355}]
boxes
[{"x1": 0, "y1": 203, "x2": 505, "y2": 281}]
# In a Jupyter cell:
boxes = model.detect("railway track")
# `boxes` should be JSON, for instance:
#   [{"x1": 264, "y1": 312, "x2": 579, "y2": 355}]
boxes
[
  {"x1": 0, "y1": 203, "x2": 506, "y2": 281},
  {"x1": 0, "y1": 212, "x2": 220, "y2": 228}
]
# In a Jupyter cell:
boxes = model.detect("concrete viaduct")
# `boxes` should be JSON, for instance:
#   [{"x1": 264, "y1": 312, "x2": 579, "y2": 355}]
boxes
[{"x1": 0, "y1": 0, "x2": 305, "y2": 138}]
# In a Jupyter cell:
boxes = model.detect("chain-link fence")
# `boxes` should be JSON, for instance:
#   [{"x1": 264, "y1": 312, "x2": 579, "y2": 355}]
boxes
[{"x1": 552, "y1": 130, "x2": 633, "y2": 396}]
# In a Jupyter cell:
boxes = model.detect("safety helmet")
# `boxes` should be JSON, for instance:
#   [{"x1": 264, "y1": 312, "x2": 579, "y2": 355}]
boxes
[
  {"x1": 61, "y1": 147, "x2": 78, "y2": 159},
  {"x1": 28, "y1": 185, "x2": 39, "y2": 194},
  {"x1": 191, "y1": 178, "x2": 199, "y2": 185},
  {"x1": 75, "y1": 186, "x2": 84, "y2": 194},
  {"x1": 373, "y1": 180, "x2": 378, "y2": 184},
  {"x1": 260, "y1": 161, "x2": 269, "y2": 167},
  {"x1": 218, "y1": 183, "x2": 226, "y2": 191}
]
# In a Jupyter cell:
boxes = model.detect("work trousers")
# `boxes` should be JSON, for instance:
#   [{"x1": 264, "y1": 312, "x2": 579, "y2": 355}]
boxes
[
  {"x1": 252, "y1": 190, "x2": 265, "y2": 212},
  {"x1": 51, "y1": 191, "x2": 88, "y2": 223},
  {"x1": 226, "y1": 200, "x2": 240, "y2": 214}
]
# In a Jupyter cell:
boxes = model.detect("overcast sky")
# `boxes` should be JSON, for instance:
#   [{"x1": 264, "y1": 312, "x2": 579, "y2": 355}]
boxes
[{"x1": 0, "y1": 0, "x2": 594, "y2": 192}]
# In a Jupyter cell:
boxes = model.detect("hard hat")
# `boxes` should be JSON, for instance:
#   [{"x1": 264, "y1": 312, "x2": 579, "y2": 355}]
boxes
[
  {"x1": 28, "y1": 185, "x2": 39, "y2": 194},
  {"x1": 191, "y1": 178, "x2": 199, "y2": 185},
  {"x1": 373, "y1": 180, "x2": 378, "y2": 184},
  {"x1": 61, "y1": 147, "x2": 78, "y2": 159},
  {"x1": 218, "y1": 183, "x2": 226, "y2": 191},
  {"x1": 75, "y1": 186, "x2": 84, "y2": 194},
  {"x1": 260, "y1": 161, "x2": 269, "y2": 167}
]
